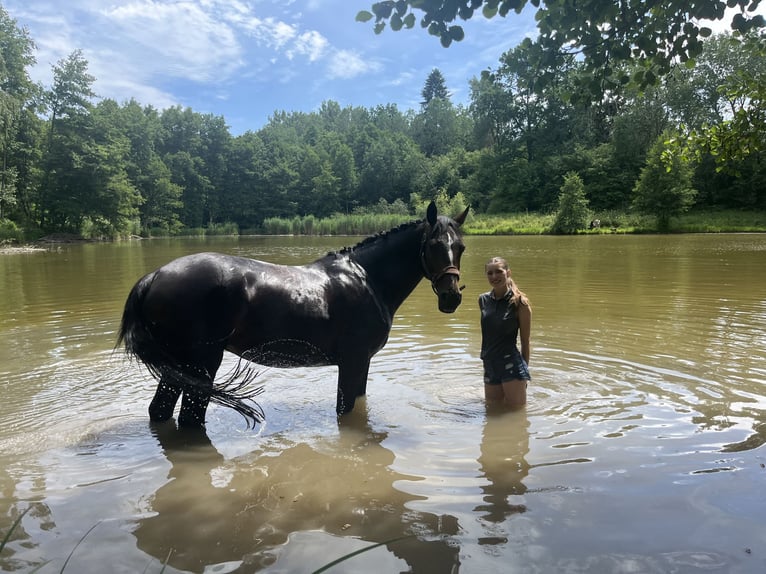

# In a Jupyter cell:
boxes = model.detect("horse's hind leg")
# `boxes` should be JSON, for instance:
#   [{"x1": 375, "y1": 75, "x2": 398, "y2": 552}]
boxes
[
  {"x1": 177, "y1": 349, "x2": 224, "y2": 428},
  {"x1": 178, "y1": 387, "x2": 212, "y2": 428},
  {"x1": 149, "y1": 379, "x2": 182, "y2": 422}
]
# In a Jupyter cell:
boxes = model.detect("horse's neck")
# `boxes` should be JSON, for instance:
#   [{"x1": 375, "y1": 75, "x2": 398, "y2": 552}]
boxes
[{"x1": 352, "y1": 223, "x2": 425, "y2": 316}]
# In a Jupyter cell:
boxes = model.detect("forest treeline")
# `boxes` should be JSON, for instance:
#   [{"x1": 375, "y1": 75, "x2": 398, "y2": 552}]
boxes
[{"x1": 1, "y1": 4, "x2": 764, "y2": 241}]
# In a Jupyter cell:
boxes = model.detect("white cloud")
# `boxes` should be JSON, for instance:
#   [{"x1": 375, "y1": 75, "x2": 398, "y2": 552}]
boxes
[
  {"x1": 389, "y1": 71, "x2": 416, "y2": 87},
  {"x1": 100, "y1": 0, "x2": 244, "y2": 82},
  {"x1": 287, "y1": 30, "x2": 328, "y2": 62},
  {"x1": 326, "y1": 49, "x2": 379, "y2": 79}
]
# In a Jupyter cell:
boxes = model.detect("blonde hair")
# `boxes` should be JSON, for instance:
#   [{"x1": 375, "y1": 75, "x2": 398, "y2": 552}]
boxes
[{"x1": 486, "y1": 256, "x2": 530, "y2": 309}]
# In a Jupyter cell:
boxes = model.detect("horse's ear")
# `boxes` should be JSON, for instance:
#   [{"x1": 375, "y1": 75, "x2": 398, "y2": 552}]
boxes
[
  {"x1": 426, "y1": 201, "x2": 437, "y2": 226},
  {"x1": 453, "y1": 205, "x2": 470, "y2": 227}
]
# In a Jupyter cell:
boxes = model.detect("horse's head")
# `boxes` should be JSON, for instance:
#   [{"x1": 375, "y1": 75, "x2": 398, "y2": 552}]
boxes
[{"x1": 421, "y1": 201, "x2": 470, "y2": 313}]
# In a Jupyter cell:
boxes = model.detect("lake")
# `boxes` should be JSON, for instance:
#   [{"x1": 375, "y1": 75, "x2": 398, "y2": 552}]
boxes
[{"x1": 1, "y1": 233, "x2": 765, "y2": 573}]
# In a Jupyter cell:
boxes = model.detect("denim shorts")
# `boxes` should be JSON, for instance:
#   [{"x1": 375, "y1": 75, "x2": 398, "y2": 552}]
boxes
[{"x1": 483, "y1": 352, "x2": 530, "y2": 385}]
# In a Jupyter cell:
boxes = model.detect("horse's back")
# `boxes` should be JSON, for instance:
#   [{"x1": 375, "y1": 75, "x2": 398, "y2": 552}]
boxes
[
  {"x1": 131, "y1": 253, "x2": 254, "y2": 348},
  {"x1": 122, "y1": 250, "x2": 386, "y2": 368}
]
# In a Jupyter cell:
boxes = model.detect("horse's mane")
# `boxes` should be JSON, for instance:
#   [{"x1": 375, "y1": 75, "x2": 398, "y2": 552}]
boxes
[{"x1": 329, "y1": 217, "x2": 425, "y2": 257}]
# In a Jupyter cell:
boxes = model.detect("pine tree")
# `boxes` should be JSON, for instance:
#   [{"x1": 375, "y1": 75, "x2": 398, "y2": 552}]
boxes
[{"x1": 421, "y1": 69, "x2": 450, "y2": 106}]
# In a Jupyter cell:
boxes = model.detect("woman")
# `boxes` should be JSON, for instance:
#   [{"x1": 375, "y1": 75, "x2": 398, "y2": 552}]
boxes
[{"x1": 479, "y1": 256, "x2": 531, "y2": 407}]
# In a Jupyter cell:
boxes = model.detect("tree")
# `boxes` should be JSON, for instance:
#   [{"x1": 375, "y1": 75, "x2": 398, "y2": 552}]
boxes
[
  {"x1": 39, "y1": 49, "x2": 98, "y2": 231},
  {"x1": 139, "y1": 155, "x2": 183, "y2": 233},
  {"x1": 421, "y1": 68, "x2": 450, "y2": 106},
  {"x1": 633, "y1": 131, "x2": 697, "y2": 231},
  {"x1": 0, "y1": 5, "x2": 37, "y2": 222},
  {"x1": 357, "y1": 1, "x2": 765, "y2": 95},
  {"x1": 359, "y1": 130, "x2": 423, "y2": 204},
  {"x1": 158, "y1": 107, "x2": 212, "y2": 228},
  {"x1": 219, "y1": 131, "x2": 268, "y2": 228},
  {"x1": 412, "y1": 97, "x2": 458, "y2": 156},
  {"x1": 469, "y1": 41, "x2": 579, "y2": 212},
  {"x1": 551, "y1": 172, "x2": 590, "y2": 234},
  {"x1": 677, "y1": 31, "x2": 766, "y2": 170}
]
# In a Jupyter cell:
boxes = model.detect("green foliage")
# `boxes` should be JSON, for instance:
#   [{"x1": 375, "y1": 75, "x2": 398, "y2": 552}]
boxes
[
  {"x1": 0, "y1": 217, "x2": 24, "y2": 242},
  {"x1": 462, "y1": 212, "x2": 554, "y2": 235},
  {"x1": 421, "y1": 68, "x2": 450, "y2": 106},
  {"x1": 1, "y1": 2, "x2": 765, "y2": 240},
  {"x1": 634, "y1": 131, "x2": 697, "y2": 231},
  {"x1": 668, "y1": 32, "x2": 766, "y2": 173},
  {"x1": 359, "y1": 0, "x2": 765, "y2": 99},
  {"x1": 206, "y1": 221, "x2": 239, "y2": 235},
  {"x1": 410, "y1": 187, "x2": 468, "y2": 220},
  {"x1": 411, "y1": 97, "x2": 458, "y2": 156},
  {"x1": 354, "y1": 197, "x2": 411, "y2": 215},
  {"x1": 551, "y1": 172, "x2": 591, "y2": 234},
  {"x1": 262, "y1": 212, "x2": 412, "y2": 236}
]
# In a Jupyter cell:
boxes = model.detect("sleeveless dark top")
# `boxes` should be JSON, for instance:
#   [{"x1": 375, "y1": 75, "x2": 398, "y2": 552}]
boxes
[{"x1": 479, "y1": 290, "x2": 521, "y2": 361}]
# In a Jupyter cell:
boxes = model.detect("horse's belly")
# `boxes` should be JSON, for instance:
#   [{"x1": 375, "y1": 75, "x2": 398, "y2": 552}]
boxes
[{"x1": 231, "y1": 338, "x2": 334, "y2": 368}]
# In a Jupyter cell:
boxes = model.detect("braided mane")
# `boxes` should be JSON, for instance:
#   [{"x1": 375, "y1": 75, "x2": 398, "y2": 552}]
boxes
[{"x1": 330, "y1": 218, "x2": 425, "y2": 256}]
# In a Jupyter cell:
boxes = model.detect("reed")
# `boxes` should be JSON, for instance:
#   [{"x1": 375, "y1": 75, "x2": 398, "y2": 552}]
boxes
[
  {"x1": 0, "y1": 507, "x2": 48, "y2": 573},
  {"x1": 262, "y1": 213, "x2": 413, "y2": 236},
  {"x1": 1, "y1": 510, "x2": 174, "y2": 574},
  {"x1": 206, "y1": 221, "x2": 239, "y2": 236},
  {"x1": 0, "y1": 219, "x2": 25, "y2": 243},
  {"x1": 311, "y1": 536, "x2": 412, "y2": 574},
  {"x1": 462, "y1": 212, "x2": 555, "y2": 235}
]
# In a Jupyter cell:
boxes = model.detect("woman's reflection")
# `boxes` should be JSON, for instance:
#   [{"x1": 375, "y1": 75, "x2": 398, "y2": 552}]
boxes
[{"x1": 474, "y1": 406, "x2": 530, "y2": 524}]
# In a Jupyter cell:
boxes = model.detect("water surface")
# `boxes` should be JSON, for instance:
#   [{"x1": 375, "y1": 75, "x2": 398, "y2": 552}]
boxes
[{"x1": 1, "y1": 233, "x2": 765, "y2": 573}]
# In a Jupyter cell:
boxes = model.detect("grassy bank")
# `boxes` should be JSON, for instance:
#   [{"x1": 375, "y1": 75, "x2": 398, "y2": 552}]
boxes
[
  {"x1": 2, "y1": 210, "x2": 766, "y2": 246},
  {"x1": 257, "y1": 209, "x2": 766, "y2": 236}
]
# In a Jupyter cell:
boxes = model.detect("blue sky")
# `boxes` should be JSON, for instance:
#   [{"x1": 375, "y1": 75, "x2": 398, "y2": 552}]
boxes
[{"x1": 3, "y1": 0, "x2": 539, "y2": 135}]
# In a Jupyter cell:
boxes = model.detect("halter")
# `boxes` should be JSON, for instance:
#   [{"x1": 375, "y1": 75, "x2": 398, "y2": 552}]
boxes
[{"x1": 419, "y1": 224, "x2": 462, "y2": 294}]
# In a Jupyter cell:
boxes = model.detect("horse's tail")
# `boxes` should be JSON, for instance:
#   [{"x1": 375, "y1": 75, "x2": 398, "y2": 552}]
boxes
[
  {"x1": 116, "y1": 272, "x2": 166, "y2": 381},
  {"x1": 116, "y1": 273, "x2": 265, "y2": 428}
]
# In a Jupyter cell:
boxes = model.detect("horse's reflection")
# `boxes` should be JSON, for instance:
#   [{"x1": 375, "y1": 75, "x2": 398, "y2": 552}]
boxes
[
  {"x1": 135, "y1": 403, "x2": 460, "y2": 573},
  {"x1": 475, "y1": 406, "x2": 530, "y2": 525}
]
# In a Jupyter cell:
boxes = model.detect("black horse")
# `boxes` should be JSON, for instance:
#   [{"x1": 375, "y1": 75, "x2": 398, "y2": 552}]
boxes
[{"x1": 117, "y1": 202, "x2": 469, "y2": 429}]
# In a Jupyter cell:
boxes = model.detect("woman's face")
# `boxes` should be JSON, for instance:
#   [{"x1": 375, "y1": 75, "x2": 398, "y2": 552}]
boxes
[{"x1": 485, "y1": 263, "x2": 509, "y2": 290}]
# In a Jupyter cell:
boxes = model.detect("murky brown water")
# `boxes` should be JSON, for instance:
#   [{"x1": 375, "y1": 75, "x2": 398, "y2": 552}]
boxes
[{"x1": 1, "y1": 233, "x2": 765, "y2": 573}]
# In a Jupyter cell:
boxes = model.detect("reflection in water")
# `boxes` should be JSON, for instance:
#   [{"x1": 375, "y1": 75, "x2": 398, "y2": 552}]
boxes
[
  {"x1": 135, "y1": 402, "x2": 460, "y2": 573},
  {"x1": 0, "y1": 500, "x2": 54, "y2": 572},
  {"x1": 475, "y1": 407, "x2": 530, "y2": 528}
]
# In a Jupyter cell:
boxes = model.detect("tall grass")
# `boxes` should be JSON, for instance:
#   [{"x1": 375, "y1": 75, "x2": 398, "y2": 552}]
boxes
[
  {"x1": 0, "y1": 218, "x2": 27, "y2": 244},
  {"x1": 261, "y1": 213, "x2": 414, "y2": 236},
  {"x1": 462, "y1": 212, "x2": 555, "y2": 235},
  {"x1": 674, "y1": 209, "x2": 766, "y2": 232},
  {"x1": 463, "y1": 209, "x2": 766, "y2": 235},
  {"x1": 206, "y1": 221, "x2": 239, "y2": 236}
]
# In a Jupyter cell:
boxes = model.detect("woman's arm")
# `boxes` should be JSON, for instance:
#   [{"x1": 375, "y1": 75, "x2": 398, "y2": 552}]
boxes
[{"x1": 518, "y1": 302, "x2": 531, "y2": 365}]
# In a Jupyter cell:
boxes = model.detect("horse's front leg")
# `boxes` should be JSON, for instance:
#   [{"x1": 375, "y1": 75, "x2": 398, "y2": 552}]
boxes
[{"x1": 336, "y1": 360, "x2": 370, "y2": 416}]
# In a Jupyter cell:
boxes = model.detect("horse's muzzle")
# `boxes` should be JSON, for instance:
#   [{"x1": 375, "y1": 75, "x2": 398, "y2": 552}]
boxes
[
  {"x1": 431, "y1": 266, "x2": 463, "y2": 313},
  {"x1": 438, "y1": 289, "x2": 462, "y2": 313}
]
